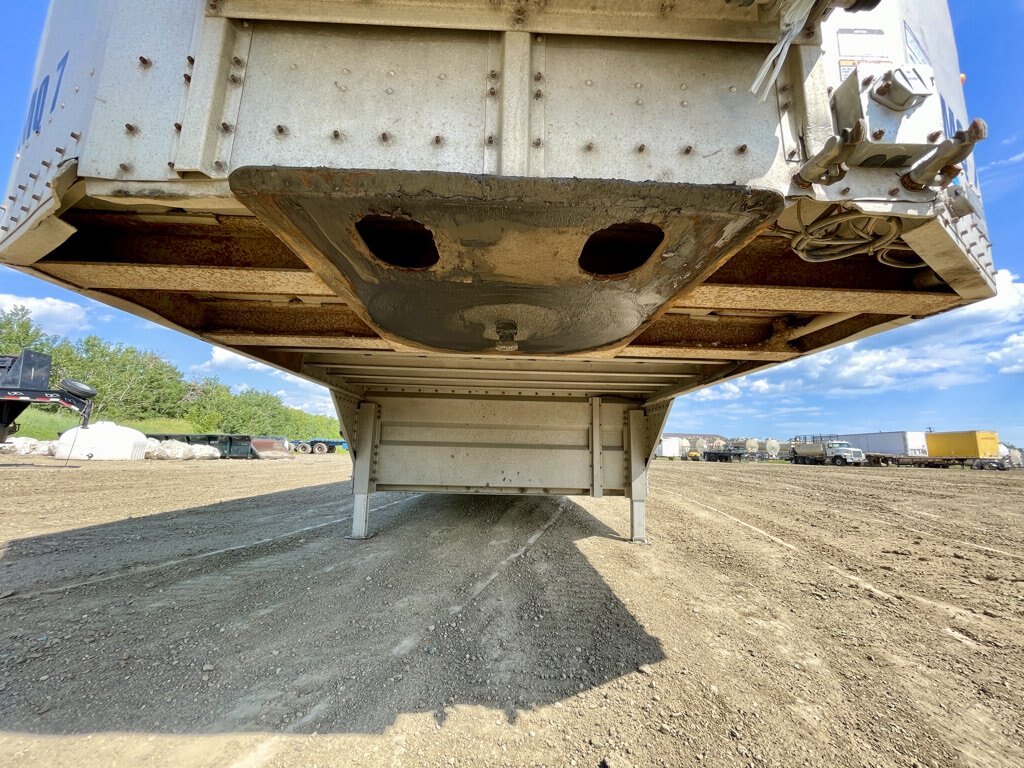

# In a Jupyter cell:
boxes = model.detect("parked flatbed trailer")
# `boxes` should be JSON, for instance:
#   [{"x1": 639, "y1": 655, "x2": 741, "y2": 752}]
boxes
[
  {"x1": 294, "y1": 438, "x2": 348, "y2": 455},
  {"x1": 703, "y1": 449, "x2": 746, "y2": 463},
  {"x1": 865, "y1": 453, "x2": 1010, "y2": 470}
]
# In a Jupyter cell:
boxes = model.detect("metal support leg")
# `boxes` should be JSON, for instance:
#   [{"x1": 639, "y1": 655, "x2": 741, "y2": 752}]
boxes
[
  {"x1": 627, "y1": 410, "x2": 648, "y2": 543},
  {"x1": 348, "y1": 402, "x2": 379, "y2": 540}
]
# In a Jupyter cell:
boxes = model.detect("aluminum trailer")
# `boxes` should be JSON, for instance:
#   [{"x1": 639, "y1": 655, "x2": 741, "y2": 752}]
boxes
[{"x1": 0, "y1": 1, "x2": 995, "y2": 540}]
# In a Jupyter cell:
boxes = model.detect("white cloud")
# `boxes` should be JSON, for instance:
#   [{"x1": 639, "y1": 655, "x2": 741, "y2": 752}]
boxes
[
  {"x1": 275, "y1": 387, "x2": 335, "y2": 417},
  {"x1": 192, "y1": 346, "x2": 272, "y2": 373},
  {"x1": 0, "y1": 293, "x2": 91, "y2": 335},
  {"x1": 749, "y1": 378, "x2": 791, "y2": 396},
  {"x1": 691, "y1": 381, "x2": 742, "y2": 401},
  {"x1": 988, "y1": 332, "x2": 1024, "y2": 374},
  {"x1": 979, "y1": 151, "x2": 1024, "y2": 173}
]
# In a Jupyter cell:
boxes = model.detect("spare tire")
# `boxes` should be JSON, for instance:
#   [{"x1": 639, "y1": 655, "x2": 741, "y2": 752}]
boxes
[{"x1": 60, "y1": 378, "x2": 97, "y2": 400}]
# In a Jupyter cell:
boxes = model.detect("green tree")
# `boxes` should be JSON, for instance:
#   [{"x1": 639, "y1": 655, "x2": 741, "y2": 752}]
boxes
[{"x1": 0, "y1": 305, "x2": 56, "y2": 356}]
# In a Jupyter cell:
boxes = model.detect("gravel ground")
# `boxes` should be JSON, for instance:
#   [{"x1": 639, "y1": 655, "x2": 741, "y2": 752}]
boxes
[{"x1": 0, "y1": 456, "x2": 1021, "y2": 767}]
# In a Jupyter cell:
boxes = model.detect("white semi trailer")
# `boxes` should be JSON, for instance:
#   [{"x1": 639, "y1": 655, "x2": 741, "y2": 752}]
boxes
[
  {"x1": 1, "y1": 1, "x2": 994, "y2": 541},
  {"x1": 835, "y1": 430, "x2": 929, "y2": 456}
]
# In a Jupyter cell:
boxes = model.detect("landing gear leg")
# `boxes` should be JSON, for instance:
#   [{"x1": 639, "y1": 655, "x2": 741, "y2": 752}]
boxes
[
  {"x1": 627, "y1": 410, "x2": 648, "y2": 543},
  {"x1": 348, "y1": 402, "x2": 380, "y2": 540}
]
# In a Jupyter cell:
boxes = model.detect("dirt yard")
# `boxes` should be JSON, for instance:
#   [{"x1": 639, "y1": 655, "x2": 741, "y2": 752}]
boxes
[{"x1": 0, "y1": 456, "x2": 1021, "y2": 767}]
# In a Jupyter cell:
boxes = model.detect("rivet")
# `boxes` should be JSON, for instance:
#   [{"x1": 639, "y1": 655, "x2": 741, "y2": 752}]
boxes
[
  {"x1": 28, "y1": 172, "x2": 38, "y2": 180},
  {"x1": 534, "y1": 71, "x2": 543, "y2": 82},
  {"x1": 214, "y1": 160, "x2": 224, "y2": 170},
  {"x1": 233, "y1": 56, "x2": 243, "y2": 67},
  {"x1": 737, "y1": 144, "x2": 747, "y2": 154},
  {"x1": 928, "y1": 130, "x2": 943, "y2": 143},
  {"x1": 889, "y1": 187, "x2": 900, "y2": 196},
  {"x1": 55, "y1": 146, "x2": 65, "y2": 155},
  {"x1": 70, "y1": 131, "x2": 81, "y2": 141},
  {"x1": 342, "y1": 68, "x2": 350, "y2": 75},
  {"x1": 584, "y1": 142, "x2": 594, "y2": 152},
  {"x1": 229, "y1": 74, "x2": 241, "y2": 84},
  {"x1": 9, "y1": 217, "x2": 18, "y2": 224},
  {"x1": 174, "y1": 122, "x2": 182, "y2": 132},
  {"x1": 385, "y1": 87, "x2": 394, "y2": 95},
  {"x1": 486, "y1": 135, "x2": 494, "y2": 145},
  {"x1": 682, "y1": 145, "x2": 693, "y2": 155},
  {"x1": 637, "y1": 144, "x2": 646, "y2": 153},
  {"x1": 332, "y1": 129, "x2": 342, "y2": 140},
  {"x1": 187, "y1": 55, "x2": 195, "y2": 66},
  {"x1": 729, "y1": 86, "x2": 737, "y2": 93},
  {"x1": 680, "y1": 100, "x2": 688, "y2": 107},
  {"x1": 387, "y1": 69, "x2": 395, "y2": 77},
  {"x1": 119, "y1": 162, "x2": 131, "y2": 172},
  {"x1": 872, "y1": 129, "x2": 885, "y2": 140},
  {"x1": 125, "y1": 123, "x2": 137, "y2": 133},
  {"x1": 381, "y1": 132, "x2": 390, "y2": 142},
  {"x1": 488, "y1": 86, "x2": 497, "y2": 97},
  {"x1": 221, "y1": 122, "x2": 233, "y2": 133},
  {"x1": 20, "y1": 206, "x2": 30, "y2": 213},
  {"x1": 840, "y1": 187, "x2": 850, "y2": 195},
  {"x1": 488, "y1": 70, "x2": 498, "y2": 80},
  {"x1": 138, "y1": 56, "x2": 152, "y2": 68},
  {"x1": 438, "y1": 73, "x2": 447, "y2": 80},
  {"x1": 276, "y1": 124, "x2": 288, "y2": 135},
  {"x1": 779, "y1": 84, "x2": 790, "y2": 93},
  {"x1": 534, "y1": 34, "x2": 544, "y2": 42},
  {"x1": 680, "y1": 84, "x2": 688, "y2": 91},
  {"x1": 534, "y1": 89, "x2": 543, "y2": 100},
  {"x1": 31, "y1": 194, "x2": 41, "y2": 201},
  {"x1": 533, "y1": 138, "x2": 543, "y2": 148},
  {"x1": 636, "y1": 98, "x2": 644, "y2": 106},
  {"x1": 167, "y1": 161, "x2": 175, "y2": 169},
  {"x1": 41, "y1": 160, "x2": 51, "y2": 168},
  {"x1": 183, "y1": 73, "x2": 191, "y2": 84},
  {"x1": 434, "y1": 135, "x2": 443, "y2": 145}
]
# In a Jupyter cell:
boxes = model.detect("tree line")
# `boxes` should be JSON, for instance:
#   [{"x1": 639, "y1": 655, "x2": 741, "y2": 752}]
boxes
[{"x1": 0, "y1": 305, "x2": 340, "y2": 439}]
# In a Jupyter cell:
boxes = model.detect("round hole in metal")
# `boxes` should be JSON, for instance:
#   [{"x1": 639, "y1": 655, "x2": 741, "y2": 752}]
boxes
[
  {"x1": 579, "y1": 222, "x2": 664, "y2": 276},
  {"x1": 356, "y1": 214, "x2": 440, "y2": 270}
]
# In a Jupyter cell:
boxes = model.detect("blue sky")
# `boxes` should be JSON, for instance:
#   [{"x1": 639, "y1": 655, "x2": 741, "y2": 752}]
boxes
[{"x1": 1, "y1": 2, "x2": 1022, "y2": 443}]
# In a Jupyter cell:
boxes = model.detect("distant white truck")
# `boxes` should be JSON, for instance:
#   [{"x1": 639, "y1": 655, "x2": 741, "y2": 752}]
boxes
[{"x1": 789, "y1": 438, "x2": 867, "y2": 467}]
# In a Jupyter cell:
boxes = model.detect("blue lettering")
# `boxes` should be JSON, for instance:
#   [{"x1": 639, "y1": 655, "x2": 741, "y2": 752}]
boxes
[{"x1": 32, "y1": 76, "x2": 49, "y2": 133}]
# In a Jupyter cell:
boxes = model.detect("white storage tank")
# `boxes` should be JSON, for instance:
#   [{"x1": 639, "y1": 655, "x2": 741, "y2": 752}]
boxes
[
  {"x1": 1010, "y1": 448, "x2": 1023, "y2": 468},
  {"x1": 765, "y1": 438, "x2": 781, "y2": 459},
  {"x1": 835, "y1": 431, "x2": 928, "y2": 456},
  {"x1": 55, "y1": 421, "x2": 149, "y2": 461},
  {"x1": 659, "y1": 437, "x2": 684, "y2": 458}
]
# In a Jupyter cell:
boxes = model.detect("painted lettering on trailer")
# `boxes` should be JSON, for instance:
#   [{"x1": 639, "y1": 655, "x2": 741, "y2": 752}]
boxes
[{"x1": 22, "y1": 51, "x2": 70, "y2": 146}]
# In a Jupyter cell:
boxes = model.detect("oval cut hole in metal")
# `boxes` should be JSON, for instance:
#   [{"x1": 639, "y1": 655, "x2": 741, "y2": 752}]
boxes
[
  {"x1": 578, "y1": 222, "x2": 664, "y2": 276},
  {"x1": 356, "y1": 214, "x2": 440, "y2": 270}
]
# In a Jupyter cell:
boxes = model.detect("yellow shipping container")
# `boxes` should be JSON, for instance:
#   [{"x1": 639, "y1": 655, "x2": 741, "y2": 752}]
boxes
[{"x1": 925, "y1": 431, "x2": 1000, "y2": 458}]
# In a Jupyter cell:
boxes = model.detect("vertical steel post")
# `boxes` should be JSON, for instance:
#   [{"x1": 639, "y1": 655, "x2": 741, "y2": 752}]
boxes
[
  {"x1": 591, "y1": 396, "x2": 603, "y2": 498},
  {"x1": 349, "y1": 402, "x2": 379, "y2": 539},
  {"x1": 627, "y1": 409, "x2": 648, "y2": 543}
]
